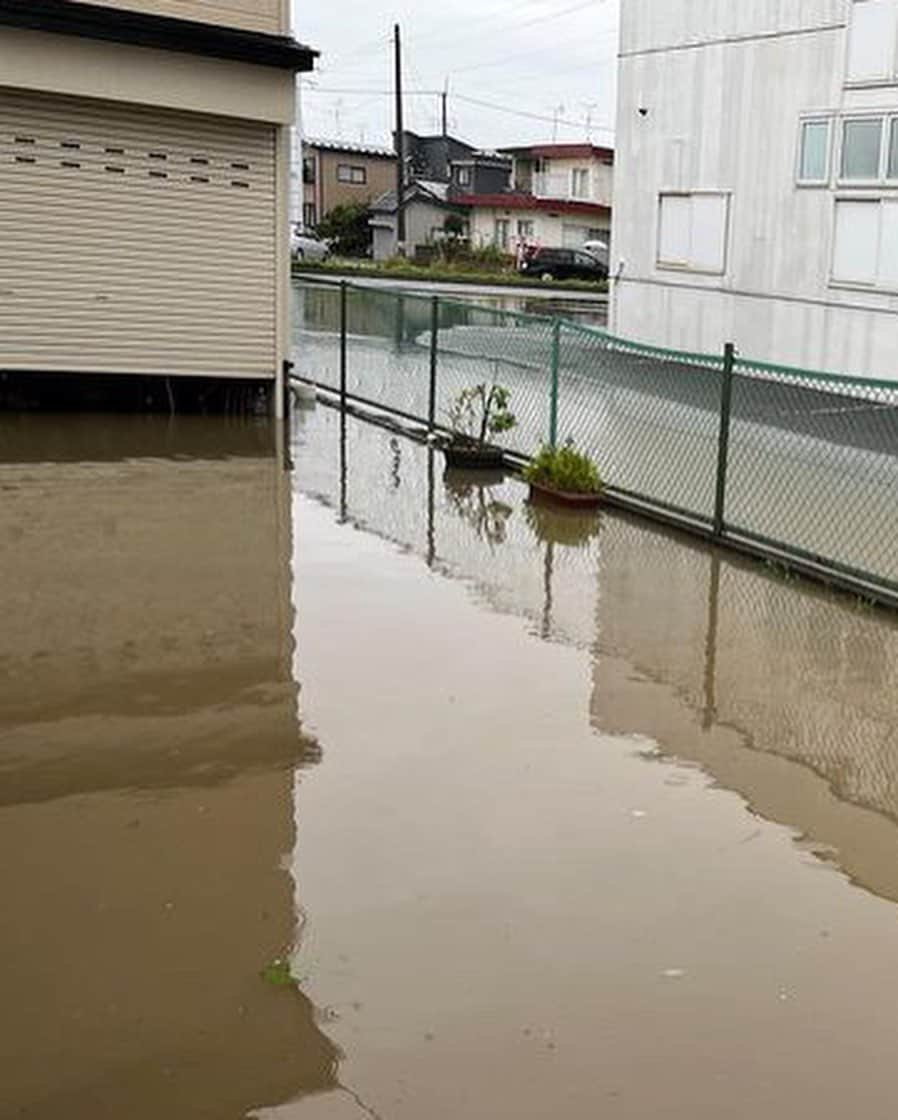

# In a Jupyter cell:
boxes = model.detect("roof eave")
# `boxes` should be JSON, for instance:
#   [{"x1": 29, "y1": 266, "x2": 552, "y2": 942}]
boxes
[{"x1": 0, "y1": 0, "x2": 318, "y2": 71}]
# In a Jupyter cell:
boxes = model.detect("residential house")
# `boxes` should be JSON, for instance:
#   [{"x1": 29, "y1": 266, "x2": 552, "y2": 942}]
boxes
[
  {"x1": 369, "y1": 180, "x2": 466, "y2": 261},
  {"x1": 613, "y1": 0, "x2": 898, "y2": 381},
  {"x1": 448, "y1": 150, "x2": 513, "y2": 197},
  {"x1": 459, "y1": 142, "x2": 613, "y2": 256},
  {"x1": 403, "y1": 129, "x2": 474, "y2": 183},
  {"x1": 0, "y1": 0, "x2": 314, "y2": 412},
  {"x1": 301, "y1": 138, "x2": 396, "y2": 229}
]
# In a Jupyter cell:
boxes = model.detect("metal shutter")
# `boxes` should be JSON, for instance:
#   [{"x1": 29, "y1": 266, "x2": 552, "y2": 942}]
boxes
[{"x1": 0, "y1": 89, "x2": 277, "y2": 378}]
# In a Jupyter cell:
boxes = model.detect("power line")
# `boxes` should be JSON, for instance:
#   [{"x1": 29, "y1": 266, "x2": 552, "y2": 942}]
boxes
[{"x1": 454, "y1": 93, "x2": 614, "y2": 136}]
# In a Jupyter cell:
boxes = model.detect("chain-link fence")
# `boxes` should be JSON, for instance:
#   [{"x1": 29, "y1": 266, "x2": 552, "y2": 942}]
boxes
[{"x1": 292, "y1": 278, "x2": 898, "y2": 608}]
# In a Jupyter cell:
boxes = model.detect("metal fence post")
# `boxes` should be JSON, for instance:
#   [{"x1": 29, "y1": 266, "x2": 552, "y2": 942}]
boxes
[
  {"x1": 549, "y1": 318, "x2": 561, "y2": 449},
  {"x1": 713, "y1": 342, "x2": 736, "y2": 537},
  {"x1": 339, "y1": 280, "x2": 348, "y2": 410},
  {"x1": 428, "y1": 295, "x2": 439, "y2": 433}
]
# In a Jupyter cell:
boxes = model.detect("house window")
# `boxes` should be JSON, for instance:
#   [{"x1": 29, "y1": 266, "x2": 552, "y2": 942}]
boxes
[
  {"x1": 841, "y1": 117, "x2": 884, "y2": 178},
  {"x1": 657, "y1": 192, "x2": 729, "y2": 273},
  {"x1": 337, "y1": 164, "x2": 367, "y2": 185},
  {"x1": 303, "y1": 202, "x2": 317, "y2": 228},
  {"x1": 847, "y1": 0, "x2": 898, "y2": 82},
  {"x1": 797, "y1": 119, "x2": 831, "y2": 183},
  {"x1": 517, "y1": 219, "x2": 534, "y2": 241},
  {"x1": 832, "y1": 198, "x2": 898, "y2": 287},
  {"x1": 494, "y1": 219, "x2": 510, "y2": 250},
  {"x1": 302, "y1": 156, "x2": 316, "y2": 184},
  {"x1": 456, "y1": 166, "x2": 472, "y2": 187},
  {"x1": 571, "y1": 168, "x2": 589, "y2": 199}
]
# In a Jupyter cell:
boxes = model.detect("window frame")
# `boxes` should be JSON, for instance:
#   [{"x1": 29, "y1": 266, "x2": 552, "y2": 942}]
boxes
[
  {"x1": 845, "y1": 0, "x2": 898, "y2": 85},
  {"x1": 656, "y1": 190, "x2": 731, "y2": 276},
  {"x1": 830, "y1": 193, "x2": 898, "y2": 291},
  {"x1": 796, "y1": 116, "x2": 833, "y2": 186},
  {"x1": 836, "y1": 113, "x2": 898, "y2": 184},
  {"x1": 494, "y1": 218, "x2": 510, "y2": 250},
  {"x1": 570, "y1": 167, "x2": 590, "y2": 199},
  {"x1": 456, "y1": 166, "x2": 472, "y2": 188},
  {"x1": 336, "y1": 163, "x2": 367, "y2": 185},
  {"x1": 839, "y1": 114, "x2": 887, "y2": 182}
]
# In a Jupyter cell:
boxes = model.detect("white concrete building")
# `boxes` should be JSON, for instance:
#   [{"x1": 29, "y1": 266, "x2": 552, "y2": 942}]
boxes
[
  {"x1": 0, "y1": 0, "x2": 315, "y2": 411},
  {"x1": 612, "y1": 0, "x2": 898, "y2": 382}
]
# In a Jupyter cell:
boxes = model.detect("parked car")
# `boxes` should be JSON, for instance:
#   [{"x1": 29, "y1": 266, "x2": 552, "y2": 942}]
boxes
[
  {"x1": 519, "y1": 247, "x2": 607, "y2": 282},
  {"x1": 291, "y1": 226, "x2": 330, "y2": 261}
]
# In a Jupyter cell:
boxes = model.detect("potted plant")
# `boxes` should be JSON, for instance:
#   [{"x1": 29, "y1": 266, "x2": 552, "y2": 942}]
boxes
[
  {"x1": 442, "y1": 384, "x2": 517, "y2": 469},
  {"x1": 523, "y1": 441, "x2": 604, "y2": 509}
]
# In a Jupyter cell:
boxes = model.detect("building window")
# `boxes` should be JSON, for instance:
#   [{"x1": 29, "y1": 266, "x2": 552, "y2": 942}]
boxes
[
  {"x1": 494, "y1": 218, "x2": 510, "y2": 250},
  {"x1": 302, "y1": 156, "x2": 316, "y2": 184},
  {"x1": 657, "y1": 192, "x2": 730, "y2": 273},
  {"x1": 832, "y1": 197, "x2": 898, "y2": 287},
  {"x1": 517, "y1": 219, "x2": 534, "y2": 241},
  {"x1": 847, "y1": 0, "x2": 898, "y2": 82},
  {"x1": 303, "y1": 202, "x2": 317, "y2": 228},
  {"x1": 337, "y1": 164, "x2": 367, "y2": 185},
  {"x1": 456, "y1": 166, "x2": 472, "y2": 187},
  {"x1": 841, "y1": 117, "x2": 884, "y2": 178},
  {"x1": 571, "y1": 168, "x2": 589, "y2": 199},
  {"x1": 797, "y1": 119, "x2": 831, "y2": 183}
]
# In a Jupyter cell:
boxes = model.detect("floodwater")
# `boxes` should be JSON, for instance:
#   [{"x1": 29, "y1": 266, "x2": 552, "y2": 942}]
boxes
[{"x1": 3, "y1": 406, "x2": 898, "y2": 1118}]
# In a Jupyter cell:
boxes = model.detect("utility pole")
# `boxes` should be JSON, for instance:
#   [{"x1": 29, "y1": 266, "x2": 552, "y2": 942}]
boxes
[
  {"x1": 441, "y1": 79, "x2": 449, "y2": 183},
  {"x1": 394, "y1": 23, "x2": 406, "y2": 256}
]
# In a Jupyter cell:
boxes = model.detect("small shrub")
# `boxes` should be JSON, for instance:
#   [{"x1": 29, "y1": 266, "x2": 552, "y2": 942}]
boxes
[
  {"x1": 448, "y1": 384, "x2": 516, "y2": 447},
  {"x1": 524, "y1": 442, "x2": 603, "y2": 495}
]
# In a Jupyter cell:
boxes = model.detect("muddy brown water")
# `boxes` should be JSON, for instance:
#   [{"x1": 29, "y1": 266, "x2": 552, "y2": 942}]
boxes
[{"x1": 2, "y1": 407, "x2": 898, "y2": 1119}]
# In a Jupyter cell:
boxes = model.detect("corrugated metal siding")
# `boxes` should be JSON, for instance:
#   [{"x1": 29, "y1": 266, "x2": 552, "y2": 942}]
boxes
[
  {"x1": 67, "y1": 0, "x2": 284, "y2": 36},
  {"x1": 0, "y1": 89, "x2": 277, "y2": 378}
]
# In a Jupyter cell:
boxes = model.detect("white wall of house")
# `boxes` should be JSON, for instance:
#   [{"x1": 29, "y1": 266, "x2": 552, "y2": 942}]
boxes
[
  {"x1": 370, "y1": 200, "x2": 453, "y2": 260},
  {"x1": 612, "y1": 0, "x2": 898, "y2": 382},
  {"x1": 533, "y1": 156, "x2": 614, "y2": 206},
  {"x1": 468, "y1": 206, "x2": 610, "y2": 254}
]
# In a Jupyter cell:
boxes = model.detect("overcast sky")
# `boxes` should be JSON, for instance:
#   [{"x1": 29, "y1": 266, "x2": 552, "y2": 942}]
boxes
[{"x1": 293, "y1": 0, "x2": 620, "y2": 151}]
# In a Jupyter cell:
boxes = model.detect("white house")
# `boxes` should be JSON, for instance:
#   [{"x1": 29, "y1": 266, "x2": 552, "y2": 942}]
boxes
[
  {"x1": 459, "y1": 143, "x2": 613, "y2": 256},
  {"x1": 612, "y1": 0, "x2": 898, "y2": 382}
]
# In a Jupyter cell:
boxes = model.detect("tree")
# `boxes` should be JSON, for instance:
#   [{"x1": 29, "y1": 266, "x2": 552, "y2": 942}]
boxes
[{"x1": 317, "y1": 202, "x2": 372, "y2": 258}]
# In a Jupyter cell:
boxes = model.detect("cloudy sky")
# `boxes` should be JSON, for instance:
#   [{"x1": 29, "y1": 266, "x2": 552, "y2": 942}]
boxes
[{"x1": 294, "y1": 0, "x2": 620, "y2": 151}]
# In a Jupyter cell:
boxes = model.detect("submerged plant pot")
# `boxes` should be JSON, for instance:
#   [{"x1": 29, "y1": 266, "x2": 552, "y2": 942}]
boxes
[
  {"x1": 527, "y1": 480, "x2": 604, "y2": 509},
  {"x1": 442, "y1": 441, "x2": 506, "y2": 470}
]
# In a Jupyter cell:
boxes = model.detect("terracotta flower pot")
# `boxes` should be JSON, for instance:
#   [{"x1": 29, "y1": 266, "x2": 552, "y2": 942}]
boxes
[{"x1": 527, "y1": 479, "x2": 604, "y2": 509}]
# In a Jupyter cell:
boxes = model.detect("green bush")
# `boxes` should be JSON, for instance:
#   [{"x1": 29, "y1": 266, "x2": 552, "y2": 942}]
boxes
[
  {"x1": 316, "y1": 202, "x2": 372, "y2": 258},
  {"x1": 523, "y1": 442, "x2": 603, "y2": 495}
]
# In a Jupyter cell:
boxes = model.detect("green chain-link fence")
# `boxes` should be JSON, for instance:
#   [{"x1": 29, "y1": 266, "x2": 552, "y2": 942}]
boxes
[{"x1": 292, "y1": 278, "x2": 898, "y2": 607}]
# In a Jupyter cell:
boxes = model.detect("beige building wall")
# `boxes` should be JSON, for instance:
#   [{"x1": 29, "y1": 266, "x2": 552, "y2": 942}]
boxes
[
  {"x1": 303, "y1": 147, "x2": 396, "y2": 224},
  {"x1": 0, "y1": 21, "x2": 299, "y2": 399},
  {"x1": 68, "y1": 0, "x2": 290, "y2": 35}
]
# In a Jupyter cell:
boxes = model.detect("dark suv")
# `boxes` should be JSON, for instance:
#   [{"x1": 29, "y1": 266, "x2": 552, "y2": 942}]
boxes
[{"x1": 520, "y1": 247, "x2": 607, "y2": 282}]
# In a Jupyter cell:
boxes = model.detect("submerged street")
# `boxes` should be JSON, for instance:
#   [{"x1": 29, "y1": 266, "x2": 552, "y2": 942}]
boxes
[{"x1": 2, "y1": 406, "x2": 898, "y2": 1118}]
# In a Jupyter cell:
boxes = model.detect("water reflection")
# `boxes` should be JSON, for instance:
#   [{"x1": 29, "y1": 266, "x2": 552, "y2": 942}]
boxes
[
  {"x1": 0, "y1": 416, "x2": 339, "y2": 1118},
  {"x1": 293, "y1": 404, "x2": 898, "y2": 905}
]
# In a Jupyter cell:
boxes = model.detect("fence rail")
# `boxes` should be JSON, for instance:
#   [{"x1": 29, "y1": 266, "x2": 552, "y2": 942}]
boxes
[{"x1": 290, "y1": 277, "x2": 898, "y2": 609}]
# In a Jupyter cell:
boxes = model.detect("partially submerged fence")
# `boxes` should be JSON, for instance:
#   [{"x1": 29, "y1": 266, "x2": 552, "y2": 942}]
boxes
[{"x1": 291, "y1": 278, "x2": 898, "y2": 609}]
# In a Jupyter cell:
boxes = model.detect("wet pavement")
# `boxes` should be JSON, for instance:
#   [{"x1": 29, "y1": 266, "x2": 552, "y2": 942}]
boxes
[{"x1": 3, "y1": 406, "x2": 898, "y2": 1118}]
